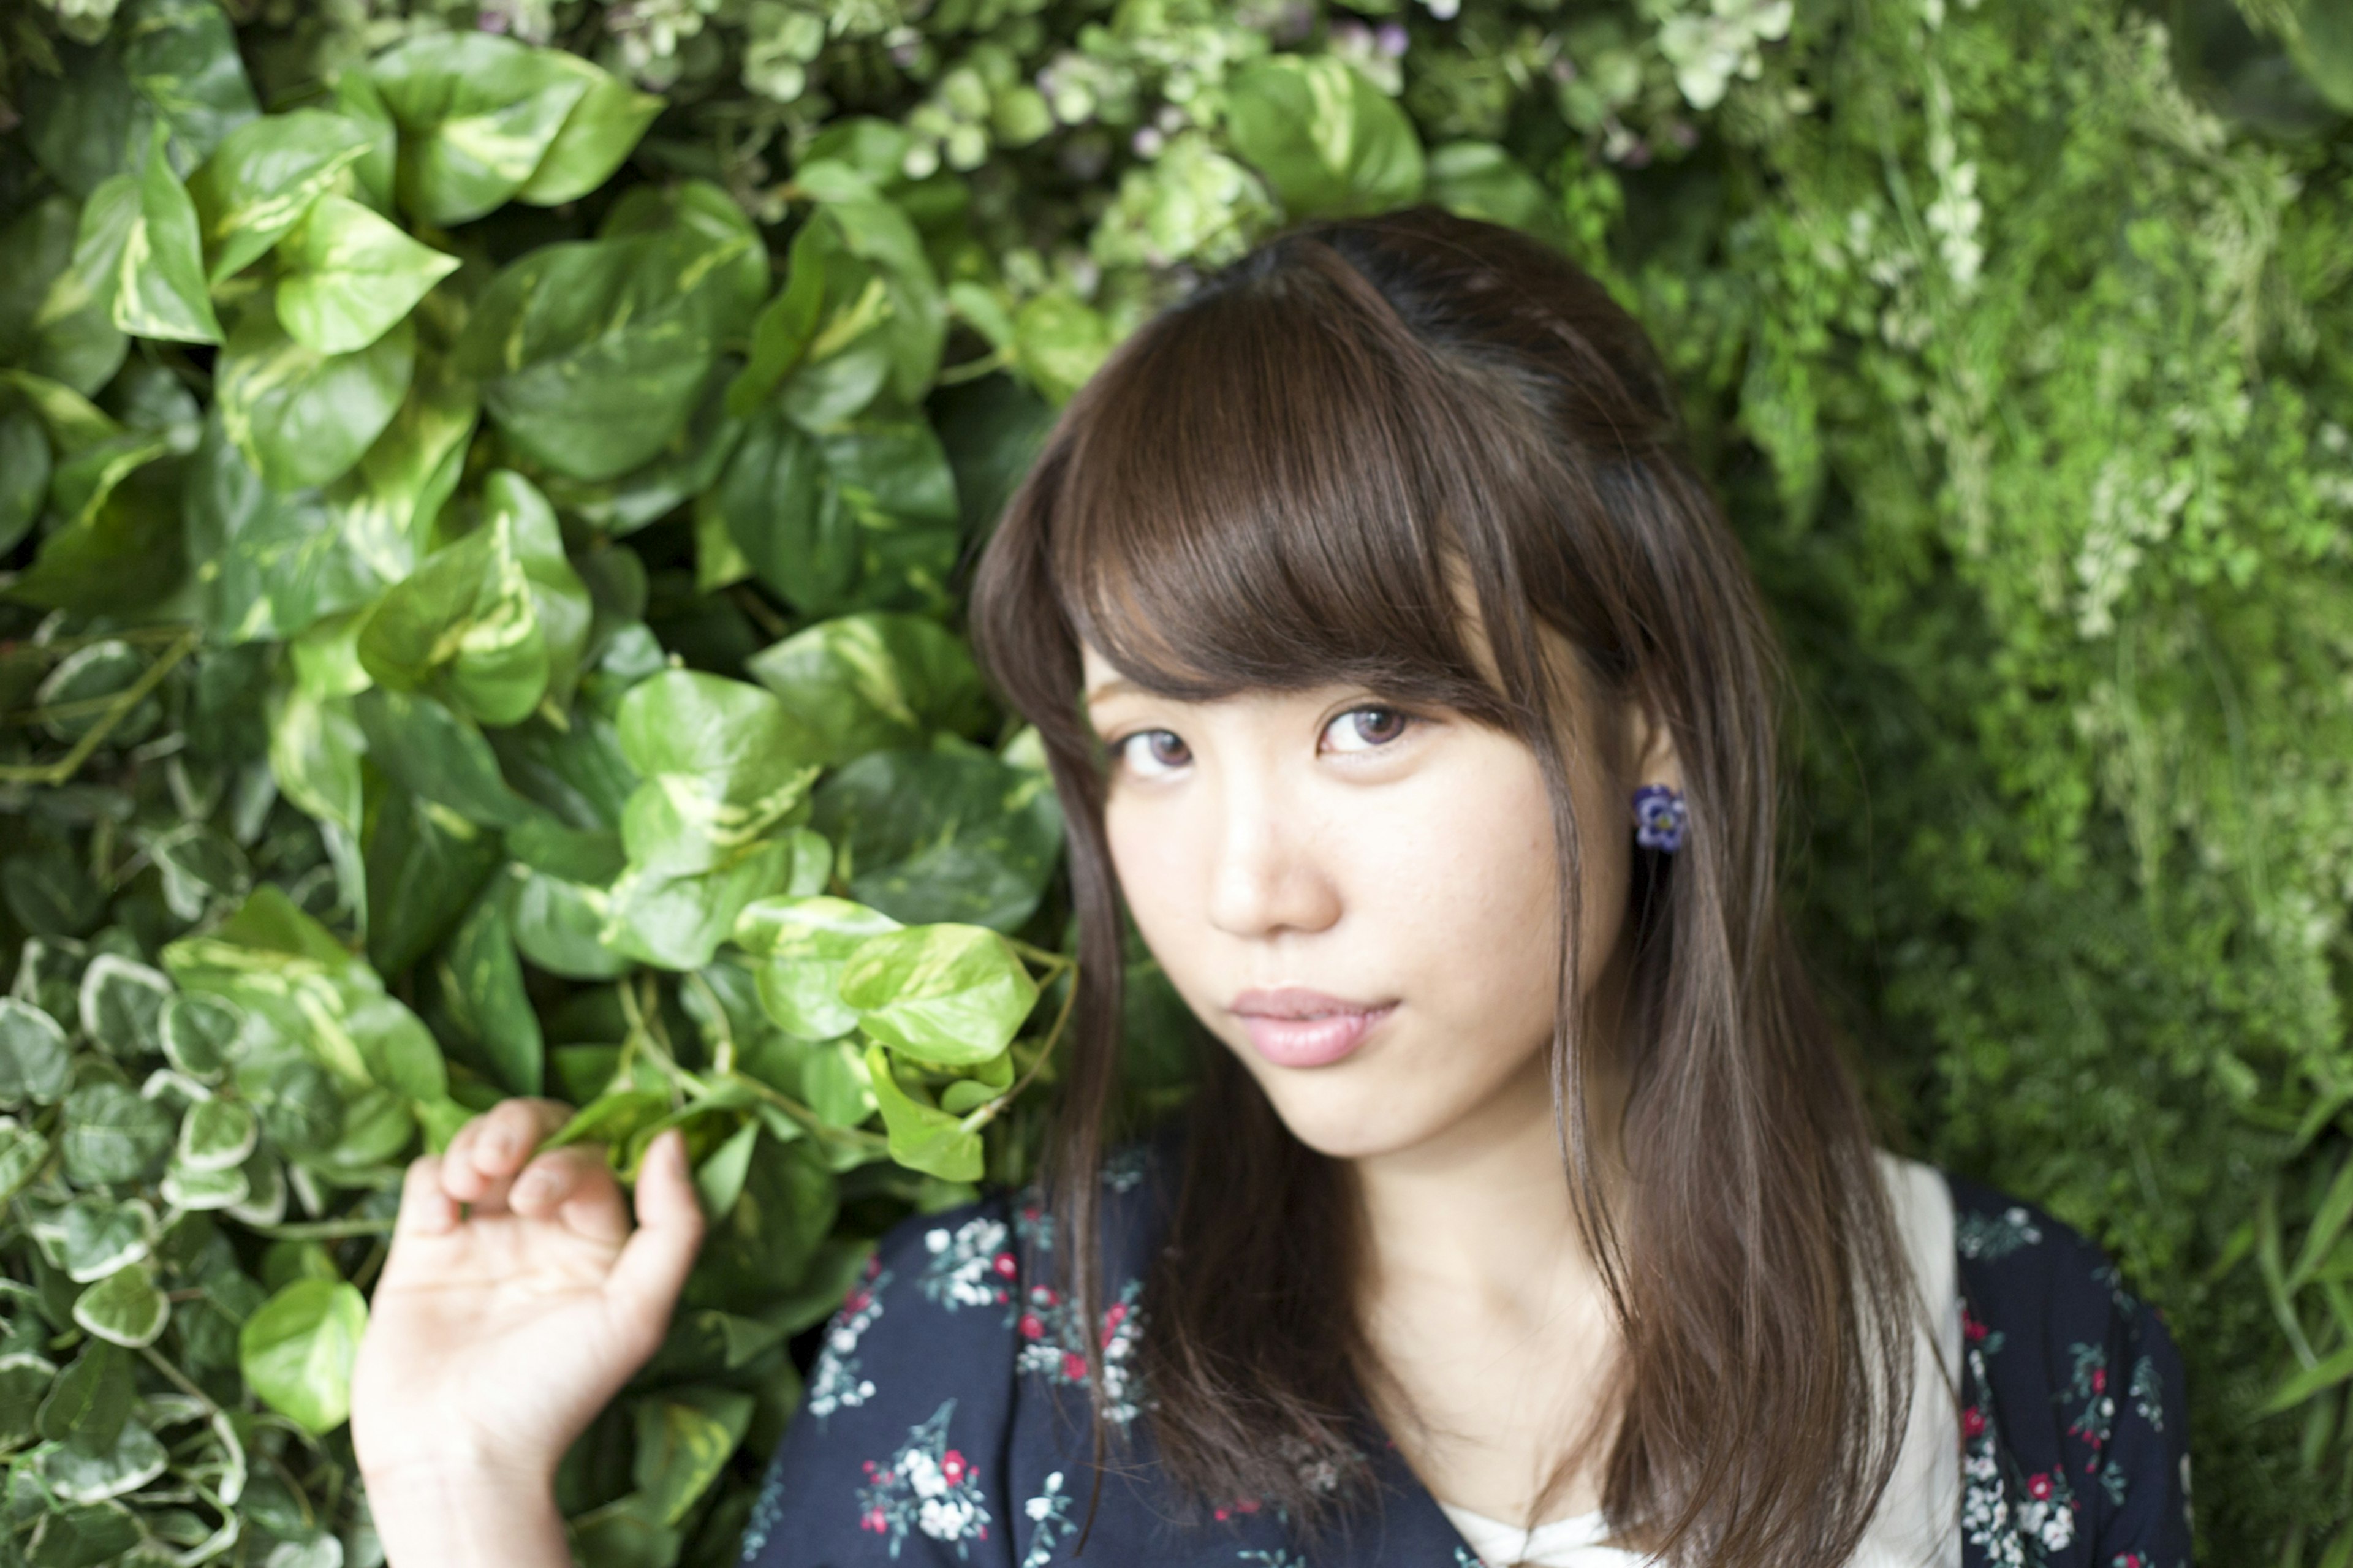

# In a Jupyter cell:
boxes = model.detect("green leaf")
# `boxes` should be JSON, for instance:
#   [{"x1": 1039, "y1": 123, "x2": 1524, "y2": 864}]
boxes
[
  {"x1": 718, "y1": 404, "x2": 852, "y2": 608},
  {"x1": 117, "y1": 0, "x2": 259, "y2": 164},
  {"x1": 271, "y1": 193, "x2": 458, "y2": 355},
  {"x1": 1, "y1": 194, "x2": 127, "y2": 393},
  {"x1": 370, "y1": 32, "x2": 596, "y2": 225},
  {"x1": 810, "y1": 748, "x2": 1064, "y2": 931},
  {"x1": 183, "y1": 417, "x2": 382, "y2": 643},
  {"x1": 35, "y1": 1416, "x2": 169, "y2": 1502},
  {"x1": 150, "y1": 822, "x2": 254, "y2": 922},
  {"x1": 0, "y1": 409, "x2": 51, "y2": 558},
  {"x1": 216, "y1": 303, "x2": 415, "y2": 491},
  {"x1": 37, "y1": 1341, "x2": 132, "y2": 1453},
  {"x1": 59, "y1": 1083, "x2": 175, "y2": 1186},
  {"x1": 863, "y1": 1043, "x2": 981, "y2": 1181},
  {"x1": 159, "y1": 992, "x2": 242, "y2": 1081},
  {"x1": 1224, "y1": 55, "x2": 1425, "y2": 219},
  {"x1": 838, "y1": 924, "x2": 1037, "y2": 1067},
  {"x1": 604, "y1": 839, "x2": 795, "y2": 973},
  {"x1": 0, "y1": 1121, "x2": 51, "y2": 1205},
  {"x1": 692, "y1": 1120, "x2": 762, "y2": 1223},
  {"x1": 114, "y1": 121, "x2": 223, "y2": 344},
  {"x1": 10, "y1": 430, "x2": 183, "y2": 615},
  {"x1": 78, "y1": 955, "x2": 172, "y2": 1058},
  {"x1": 0, "y1": 1353, "x2": 58, "y2": 1450},
  {"x1": 616, "y1": 671, "x2": 826, "y2": 872},
  {"x1": 492, "y1": 468, "x2": 594, "y2": 711},
  {"x1": 365, "y1": 787, "x2": 502, "y2": 979},
  {"x1": 33, "y1": 1196, "x2": 159, "y2": 1284},
  {"x1": 238, "y1": 1278, "x2": 367, "y2": 1434},
  {"x1": 457, "y1": 183, "x2": 764, "y2": 482},
  {"x1": 513, "y1": 58, "x2": 664, "y2": 206},
  {"x1": 73, "y1": 1265, "x2": 170, "y2": 1350},
  {"x1": 436, "y1": 885, "x2": 544, "y2": 1097},
  {"x1": 509, "y1": 866, "x2": 631, "y2": 980},
  {"x1": 268, "y1": 681, "x2": 366, "y2": 838},
  {"x1": 745, "y1": 611, "x2": 990, "y2": 767},
  {"x1": 631, "y1": 1387, "x2": 754, "y2": 1526},
  {"x1": 179, "y1": 1098, "x2": 259, "y2": 1173},
  {"x1": 0, "y1": 1001, "x2": 75, "y2": 1108},
  {"x1": 355, "y1": 506, "x2": 549, "y2": 727},
  {"x1": 184, "y1": 108, "x2": 377, "y2": 281},
  {"x1": 352, "y1": 687, "x2": 536, "y2": 828},
  {"x1": 732, "y1": 896, "x2": 903, "y2": 1041}
]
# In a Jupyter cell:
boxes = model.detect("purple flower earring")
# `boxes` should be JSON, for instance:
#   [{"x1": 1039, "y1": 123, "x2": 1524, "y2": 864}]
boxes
[{"x1": 1632, "y1": 784, "x2": 1687, "y2": 853}]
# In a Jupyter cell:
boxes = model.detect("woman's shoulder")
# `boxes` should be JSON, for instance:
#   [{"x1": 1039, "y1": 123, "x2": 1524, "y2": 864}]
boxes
[{"x1": 1923, "y1": 1164, "x2": 2197, "y2": 1565}]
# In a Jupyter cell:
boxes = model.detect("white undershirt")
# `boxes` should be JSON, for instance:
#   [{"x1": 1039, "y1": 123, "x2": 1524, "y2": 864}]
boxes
[{"x1": 1438, "y1": 1150, "x2": 1963, "y2": 1568}]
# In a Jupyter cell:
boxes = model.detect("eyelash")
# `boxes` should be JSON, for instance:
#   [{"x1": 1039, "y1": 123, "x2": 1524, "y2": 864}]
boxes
[{"x1": 1108, "y1": 705, "x2": 1421, "y2": 776}]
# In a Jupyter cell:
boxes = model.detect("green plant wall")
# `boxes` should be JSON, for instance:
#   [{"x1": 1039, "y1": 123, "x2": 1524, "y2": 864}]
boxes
[{"x1": 0, "y1": 0, "x2": 2344, "y2": 1561}]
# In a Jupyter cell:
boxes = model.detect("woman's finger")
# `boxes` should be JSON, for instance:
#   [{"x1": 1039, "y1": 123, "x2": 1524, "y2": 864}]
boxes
[
  {"x1": 393, "y1": 1154, "x2": 460, "y2": 1240},
  {"x1": 509, "y1": 1146, "x2": 630, "y2": 1248},
  {"x1": 445, "y1": 1097, "x2": 575, "y2": 1201}
]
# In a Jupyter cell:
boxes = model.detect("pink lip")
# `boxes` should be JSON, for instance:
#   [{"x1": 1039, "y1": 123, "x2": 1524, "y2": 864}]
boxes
[{"x1": 1230, "y1": 988, "x2": 1398, "y2": 1069}]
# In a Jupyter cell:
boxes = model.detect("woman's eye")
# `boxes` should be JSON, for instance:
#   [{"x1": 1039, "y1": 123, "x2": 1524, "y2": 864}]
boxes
[
  {"x1": 1113, "y1": 730, "x2": 1191, "y2": 776},
  {"x1": 1322, "y1": 705, "x2": 1413, "y2": 754}
]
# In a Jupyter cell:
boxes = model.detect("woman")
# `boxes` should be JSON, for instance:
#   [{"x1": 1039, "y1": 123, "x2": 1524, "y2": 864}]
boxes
[{"x1": 349, "y1": 206, "x2": 2194, "y2": 1567}]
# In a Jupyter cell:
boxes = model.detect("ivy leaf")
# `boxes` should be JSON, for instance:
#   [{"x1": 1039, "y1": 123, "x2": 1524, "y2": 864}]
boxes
[
  {"x1": 33, "y1": 1196, "x2": 159, "y2": 1284},
  {"x1": 36, "y1": 1341, "x2": 133, "y2": 1453},
  {"x1": 732, "y1": 895, "x2": 903, "y2": 1042},
  {"x1": 59, "y1": 1083, "x2": 175, "y2": 1186},
  {"x1": 74, "y1": 1265, "x2": 170, "y2": 1350},
  {"x1": 615, "y1": 672, "x2": 825, "y2": 874},
  {"x1": 355, "y1": 504, "x2": 548, "y2": 727},
  {"x1": 78, "y1": 955, "x2": 172, "y2": 1058},
  {"x1": 365, "y1": 786, "x2": 502, "y2": 978},
  {"x1": 159, "y1": 992, "x2": 242, "y2": 1082},
  {"x1": 809, "y1": 748, "x2": 1064, "y2": 932},
  {"x1": 184, "y1": 108, "x2": 377, "y2": 282},
  {"x1": 862, "y1": 1042, "x2": 981, "y2": 1182},
  {"x1": 352, "y1": 687, "x2": 536, "y2": 829},
  {"x1": 3, "y1": 194, "x2": 126, "y2": 393},
  {"x1": 0, "y1": 409, "x2": 50, "y2": 557},
  {"x1": 216, "y1": 303, "x2": 415, "y2": 491},
  {"x1": 838, "y1": 923, "x2": 1037, "y2": 1067},
  {"x1": 113, "y1": 121, "x2": 223, "y2": 344},
  {"x1": 435, "y1": 885, "x2": 544, "y2": 1097},
  {"x1": 631, "y1": 1387, "x2": 754, "y2": 1526},
  {"x1": 1224, "y1": 55, "x2": 1425, "y2": 219},
  {"x1": 745, "y1": 611, "x2": 988, "y2": 767},
  {"x1": 513, "y1": 58, "x2": 664, "y2": 206},
  {"x1": 179, "y1": 1099, "x2": 260, "y2": 1173},
  {"x1": 0, "y1": 1001, "x2": 75, "y2": 1107},
  {"x1": 36, "y1": 1416, "x2": 169, "y2": 1502},
  {"x1": 457, "y1": 181, "x2": 765, "y2": 482},
  {"x1": 369, "y1": 32, "x2": 595, "y2": 225},
  {"x1": 183, "y1": 418, "x2": 383, "y2": 644},
  {"x1": 238, "y1": 1278, "x2": 367, "y2": 1434},
  {"x1": 271, "y1": 193, "x2": 458, "y2": 355}
]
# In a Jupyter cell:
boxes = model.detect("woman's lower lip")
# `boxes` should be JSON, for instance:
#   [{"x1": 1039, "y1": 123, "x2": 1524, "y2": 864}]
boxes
[{"x1": 1237, "y1": 1003, "x2": 1397, "y2": 1068}]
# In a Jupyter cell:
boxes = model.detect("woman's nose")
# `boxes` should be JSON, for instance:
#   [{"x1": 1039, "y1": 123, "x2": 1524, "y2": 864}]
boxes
[{"x1": 1202, "y1": 783, "x2": 1342, "y2": 940}]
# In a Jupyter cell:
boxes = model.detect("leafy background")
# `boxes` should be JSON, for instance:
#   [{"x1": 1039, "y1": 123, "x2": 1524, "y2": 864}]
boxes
[{"x1": 0, "y1": 0, "x2": 2344, "y2": 1562}]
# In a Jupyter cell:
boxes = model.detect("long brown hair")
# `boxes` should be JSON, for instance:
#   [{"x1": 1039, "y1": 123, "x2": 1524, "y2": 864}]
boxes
[{"x1": 964, "y1": 205, "x2": 1933, "y2": 1565}]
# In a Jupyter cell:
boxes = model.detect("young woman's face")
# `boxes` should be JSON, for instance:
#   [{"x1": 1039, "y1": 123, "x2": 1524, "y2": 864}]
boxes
[{"x1": 1084, "y1": 630, "x2": 1674, "y2": 1164}]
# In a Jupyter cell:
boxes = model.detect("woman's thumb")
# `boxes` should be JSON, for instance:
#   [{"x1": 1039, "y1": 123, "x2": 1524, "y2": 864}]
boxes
[{"x1": 606, "y1": 1129, "x2": 706, "y2": 1332}]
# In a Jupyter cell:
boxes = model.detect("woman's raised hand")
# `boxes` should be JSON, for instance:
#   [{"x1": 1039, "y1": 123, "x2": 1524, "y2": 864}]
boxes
[{"x1": 350, "y1": 1100, "x2": 706, "y2": 1567}]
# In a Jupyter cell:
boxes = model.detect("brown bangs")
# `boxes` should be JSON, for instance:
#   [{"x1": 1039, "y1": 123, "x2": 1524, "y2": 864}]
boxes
[{"x1": 1000, "y1": 240, "x2": 1590, "y2": 746}]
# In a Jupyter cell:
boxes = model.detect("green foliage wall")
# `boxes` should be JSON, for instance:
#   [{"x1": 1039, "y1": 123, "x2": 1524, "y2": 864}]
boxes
[{"x1": 0, "y1": 0, "x2": 2344, "y2": 1562}]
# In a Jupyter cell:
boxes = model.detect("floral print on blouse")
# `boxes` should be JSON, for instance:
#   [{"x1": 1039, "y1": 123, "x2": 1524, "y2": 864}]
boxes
[{"x1": 738, "y1": 1142, "x2": 2194, "y2": 1566}]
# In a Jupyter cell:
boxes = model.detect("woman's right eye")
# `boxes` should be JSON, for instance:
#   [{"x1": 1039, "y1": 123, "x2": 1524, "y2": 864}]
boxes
[{"x1": 1112, "y1": 730, "x2": 1191, "y2": 776}]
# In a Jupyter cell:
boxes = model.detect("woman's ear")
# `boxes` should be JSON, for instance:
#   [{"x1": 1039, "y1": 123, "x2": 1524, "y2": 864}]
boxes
[{"x1": 1621, "y1": 697, "x2": 1684, "y2": 797}]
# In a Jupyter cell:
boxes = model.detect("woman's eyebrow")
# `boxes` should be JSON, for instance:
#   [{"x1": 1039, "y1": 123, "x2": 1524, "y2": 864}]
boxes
[{"x1": 1084, "y1": 675, "x2": 1140, "y2": 706}]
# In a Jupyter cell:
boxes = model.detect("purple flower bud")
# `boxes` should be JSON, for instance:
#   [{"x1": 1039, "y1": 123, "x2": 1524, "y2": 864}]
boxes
[
  {"x1": 1377, "y1": 21, "x2": 1408, "y2": 55},
  {"x1": 477, "y1": 6, "x2": 509, "y2": 30},
  {"x1": 1132, "y1": 126, "x2": 1164, "y2": 157}
]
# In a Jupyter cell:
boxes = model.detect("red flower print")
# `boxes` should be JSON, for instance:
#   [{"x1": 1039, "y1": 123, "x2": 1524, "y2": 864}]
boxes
[
  {"x1": 942, "y1": 1450, "x2": 968, "y2": 1484},
  {"x1": 994, "y1": 1252, "x2": 1018, "y2": 1278},
  {"x1": 1963, "y1": 1308, "x2": 1988, "y2": 1341},
  {"x1": 1063, "y1": 1351, "x2": 1088, "y2": 1382},
  {"x1": 2026, "y1": 1472, "x2": 2052, "y2": 1501},
  {"x1": 1101, "y1": 1300, "x2": 1129, "y2": 1346},
  {"x1": 1962, "y1": 1406, "x2": 1985, "y2": 1438},
  {"x1": 1019, "y1": 1312, "x2": 1045, "y2": 1340},
  {"x1": 862, "y1": 1509, "x2": 886, "y2": 1533},
  {"x1": 2091, "y1": 1367, "x2": 2106, "y2": 1393},
  {"x1": 844, "y1": 1289, "x2": 871, "y2": 1313}
]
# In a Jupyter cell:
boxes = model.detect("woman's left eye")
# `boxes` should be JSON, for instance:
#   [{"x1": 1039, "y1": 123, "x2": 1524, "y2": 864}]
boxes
[{"x1": 1321, "y1": 705, "x2": 1414, "y2": 754}]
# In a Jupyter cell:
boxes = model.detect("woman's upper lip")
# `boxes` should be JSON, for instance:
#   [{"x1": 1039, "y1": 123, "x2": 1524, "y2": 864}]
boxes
[{"x1": 1229, "y1": 987, "x2": 1393, "y2": 1019}]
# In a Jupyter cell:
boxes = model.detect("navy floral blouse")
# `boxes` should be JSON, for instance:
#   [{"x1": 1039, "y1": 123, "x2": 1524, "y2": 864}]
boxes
[{"x1": 737, "y1": 1144, "x2": 2194, "y2": 1567}]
